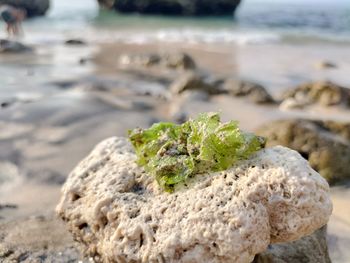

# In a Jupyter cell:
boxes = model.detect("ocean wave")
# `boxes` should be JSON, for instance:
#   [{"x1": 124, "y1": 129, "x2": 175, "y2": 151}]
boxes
[
  {"x1": 88, "y1": 28, "x2": 282, "y2": 45},
  {"x1": 25, "y1": 24, "x2": 350, "y2": 47}
]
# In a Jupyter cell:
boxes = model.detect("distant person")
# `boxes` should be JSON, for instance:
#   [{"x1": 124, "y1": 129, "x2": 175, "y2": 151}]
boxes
[{"x1": 0, "y1": 5, "x2": 26, "y2": 37}]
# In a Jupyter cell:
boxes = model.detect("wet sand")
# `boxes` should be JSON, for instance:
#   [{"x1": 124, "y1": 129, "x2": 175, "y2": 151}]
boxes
[{"x1": 1, "y1": 40, "x2": 350, "y2": 262}]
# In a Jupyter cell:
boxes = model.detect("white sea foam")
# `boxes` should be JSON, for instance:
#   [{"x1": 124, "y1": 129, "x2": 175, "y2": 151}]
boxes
[
  {"x1": 138, "y1": 29, "x2": 281, "y2": 45},
  {"x1": 23, "y1": 24, "x2": 283, "y2": 46},
  {"x1": 71, "y1": 28, "x2": 281, "y2": 46}
]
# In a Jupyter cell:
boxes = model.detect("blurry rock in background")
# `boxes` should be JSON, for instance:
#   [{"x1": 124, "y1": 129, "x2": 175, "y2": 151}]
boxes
[
  {"x1": 119, "y1": 52, "x2": 196, "y2": 70},
  {"x1": 315, "y1": 60, "x2": 337, "y2": 70},
  {"x1": 0, "y1": 0, "x2": 50, "y2": 17},
  {"x1": 224, "y1": 78, "x2": 275, "y2": 104},
  {"x1": 256, "y1": 119, "x2": 350, "y2": 185},
  {"x1": 281, "y1": 81, "x2": 350, "y2": 110},
  {"x1": 254, "y1": 226, "x2": 331, "y2": 263},
  {"x1": 117, "y1": 52, "x2": 276, "y2": 105},
  {"x1": 170, "y1": 72, "x2": 224, "y2": 95},
  {"x1": 98, "y1": 0, "x2": 242, "y2": 16},
  {"x1": 64, "y1": 39, "x2": 87, "y2": 46}
]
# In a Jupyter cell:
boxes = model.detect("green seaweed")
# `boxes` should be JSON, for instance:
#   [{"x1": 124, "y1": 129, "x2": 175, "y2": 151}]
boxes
[{"x1": 128, "y1": 112, "x2": 266, "y2": 192}]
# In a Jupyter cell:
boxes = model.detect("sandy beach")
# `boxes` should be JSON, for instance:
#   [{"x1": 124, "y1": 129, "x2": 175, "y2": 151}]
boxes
[{"x1": 1, "y1": 37, "x2": 350, "y2": 261}]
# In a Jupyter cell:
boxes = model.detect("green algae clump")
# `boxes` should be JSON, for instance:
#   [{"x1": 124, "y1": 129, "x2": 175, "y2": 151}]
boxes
[{"x1": 128, "y1": 113, "x2": 266, "y2": 192}]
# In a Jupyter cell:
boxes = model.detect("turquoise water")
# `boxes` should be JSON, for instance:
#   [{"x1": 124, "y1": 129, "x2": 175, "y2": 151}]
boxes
[{"x1": 3, "y1": 0, "x2": 350, "y2": 44}]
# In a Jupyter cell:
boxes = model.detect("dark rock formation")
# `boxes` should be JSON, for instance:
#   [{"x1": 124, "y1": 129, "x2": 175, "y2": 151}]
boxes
[
  {"x1": 119, "y1": 52, "x2": 196, "y2": 70},
  {"x1": 0, "y1": 203, "x2": 17, "y2": 210},
  {"x1": 170, "y1": 72, "x2": 224, "y2": 95},
  {"x1": 0, "y1": 0, "x2": 50, "y2": 17},
  {"x1": 162, "y1": 53, "x2": 196, "y2": 70},
  {"x1": 315, "y1": 61, "x2": 337, "y2": 70},
  {"x1": 256, "y1": 119, "x2": 350, "y2": 184},
  {"x1": 98, "y1": 0, "x2": 241, "y2": 16},
  {"x1": 0, "y1": 39, "x2": 33, "y2": 53},
  {"x1": 282, "y1": 81, "x2": 350, "y2": 109},
  {"x1": 224, "y1": 79, "x2": 275, "y2": 104},
  {"x1": 254, "y1": 226, "x2": 331, "y2": 263},
  {"x1": 64, "y1": 39, "x2": 87, "y2": 46}
]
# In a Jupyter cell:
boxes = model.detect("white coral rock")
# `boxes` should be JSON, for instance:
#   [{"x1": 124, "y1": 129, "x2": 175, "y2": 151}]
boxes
[{"x1": 56, "y1": 137, "x2": 332, "y2": 263}]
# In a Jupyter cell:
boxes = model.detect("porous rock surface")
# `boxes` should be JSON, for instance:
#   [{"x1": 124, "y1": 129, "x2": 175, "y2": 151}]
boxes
[{"x1": 57, "y1": 137, "x2": 332, "y2": 263}]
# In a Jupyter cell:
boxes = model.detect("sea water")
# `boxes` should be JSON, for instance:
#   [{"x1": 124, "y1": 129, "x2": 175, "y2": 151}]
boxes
[{"x1": 9, "y1": 0, "x2": 350, "y2": 45}]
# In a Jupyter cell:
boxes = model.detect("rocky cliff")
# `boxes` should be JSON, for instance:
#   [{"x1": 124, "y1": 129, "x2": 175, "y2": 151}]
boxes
[{"x1": 98, "y1": 0, "x2": 242, "y2": 16}]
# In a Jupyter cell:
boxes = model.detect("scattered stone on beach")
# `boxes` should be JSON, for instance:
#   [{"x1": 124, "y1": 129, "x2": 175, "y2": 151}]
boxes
[
  {"x1": 0, "y1": 39, "x2": 33, "y2": 54},
  {"x1": 119, "y1": 52, "x2": 196, "y2": 70},
  {"x1": 0, "y1": 203, "x2": 17, "y2": 210},
  {"x1": 254, "y1": 226, "x2": 331, "y2": 263},
  {"x1": 64, "y1": 39, "x2": 87, "y2": 46},
  {"x1": 256, "y1": 119, "x2": 350, "y2": 184},
  {"x1": 98, "y1": 0, "x2": 241, "y2": 16},
  {"x1": 79, "y1": 57, "x2": 91, "y2": 65},
  {"x1": 282, "y1": 81, "x2": 350, "y2": 109},
  {"x1": 0, "y1": 0, "x2": 50, "y2": 17},
  {"x1": 315, "y1": 60, "x2": 337, "y2": 70},
  {"x1": 1, "y1": 100, "x2": 15, "y2": 109},
  {"x1": 162, "y1": 53, "x2": 196, "y2": 70},
  {"x1": 120, "y1": 53, "x2": 160, "y2": 67},
  {"x1": 170, "y1": 72, "x2": 223, "y2": 95},
  {"x1": 224, "y1": 79, "x2": 275, "y2": 104},
  {"x1": 49, "y1": 80, "x2": 78, "y2": 90},
  {"x1": 0, "y1": 94, "x2": 42, "y2": 110},
  {"x1": 57, "y1": 137, "x2": 332, "y2": 263}
]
